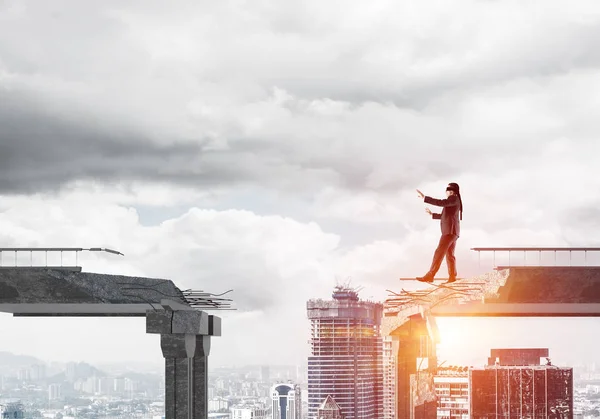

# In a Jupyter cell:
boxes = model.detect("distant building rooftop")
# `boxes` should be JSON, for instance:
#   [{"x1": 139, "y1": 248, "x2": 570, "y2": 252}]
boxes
[
  {"x1": 332, "y1": 285, "x2": 359, "y2": 302},
  {"x1": 488, "y1": 348, "x2": 549, "y2": 366}
]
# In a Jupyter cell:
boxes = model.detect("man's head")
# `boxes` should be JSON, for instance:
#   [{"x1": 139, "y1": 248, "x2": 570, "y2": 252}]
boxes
[
  {"x1": 446, "y1": 182, "x2": 460, "y2": 197},
  {"x1": 447, "y1": 182, "x2": 463, "y2": 219}
]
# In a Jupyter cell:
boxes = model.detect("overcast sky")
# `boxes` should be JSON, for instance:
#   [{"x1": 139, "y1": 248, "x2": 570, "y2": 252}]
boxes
[{"x1": 2, "y1": 0, "x2": 600, "y2": 370}]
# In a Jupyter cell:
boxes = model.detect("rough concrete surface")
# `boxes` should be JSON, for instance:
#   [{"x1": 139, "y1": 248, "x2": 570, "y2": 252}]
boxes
[
  {"x1": 492, "y1": 266, "x2": 600, "y2": 303},
  {"x1": 0, "y1": 268, "x2": 188, "y2": 315},
  {"x1": 385, "y1": 267, "x2": 600, "y2": 321}
]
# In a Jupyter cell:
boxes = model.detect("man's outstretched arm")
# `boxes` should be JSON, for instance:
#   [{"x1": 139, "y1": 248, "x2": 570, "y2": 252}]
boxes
[
  {"x1": 425, "y1": 208, "x2": 441, "y2": 219},
  {"x1": 424, "y1": 194, "x2": 459, "y2": 208}
]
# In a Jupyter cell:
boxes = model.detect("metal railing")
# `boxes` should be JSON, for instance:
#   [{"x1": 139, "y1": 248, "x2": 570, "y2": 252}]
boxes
[
  {"x1": 0, "y1": 247, "x2": 124, "y2": 268},
  {"x1": 471, "y1": 247, "x2": 600, "y2": 268}
]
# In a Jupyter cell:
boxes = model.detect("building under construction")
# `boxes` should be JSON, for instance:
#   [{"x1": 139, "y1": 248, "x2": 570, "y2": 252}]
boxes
[{"x1": 307, "y1": 286, "x2": 383, "y2": 419}]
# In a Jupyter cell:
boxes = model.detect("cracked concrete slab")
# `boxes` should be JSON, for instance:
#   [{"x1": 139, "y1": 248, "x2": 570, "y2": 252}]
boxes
[
  {"x1": 384, "y1": 267, "x2": 600, "y2": 323},
  {"x1": 491, "y1": 266, "x2": 600, "y2": 303},
  {"x1": 0, "y1": 268, "x2": 189, "y2": 316}
]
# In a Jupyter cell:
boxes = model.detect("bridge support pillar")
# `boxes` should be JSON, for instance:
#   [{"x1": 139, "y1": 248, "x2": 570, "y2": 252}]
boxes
[
  {"x1": 146, "y1": 300, "x2": 221, "y2": 419},
  {"x1": 390, "y1": 314, "x2": 437, "y2": 419}
]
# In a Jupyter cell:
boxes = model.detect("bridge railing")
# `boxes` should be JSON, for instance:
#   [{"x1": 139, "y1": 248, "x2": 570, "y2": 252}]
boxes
[
  {"x1": 0, "y1": 247, "x2": 124, "y2": 270},
  {"x1": 471, "y1": 247, "x2": 600, "y2": 268}
]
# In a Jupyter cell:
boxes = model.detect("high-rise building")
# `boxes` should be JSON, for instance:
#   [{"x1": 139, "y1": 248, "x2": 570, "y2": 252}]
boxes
[
  {"x1": 434, "y1": 367, "x2": 469, "y2": 419},
  {"x1": 271, "y1": 383, "x2": 301, "y2": 419},
  {"x1": 124, "y1": 377, "x2": 139, "y2": 393},
  {"x1": 382, "y1": 335, "x2": 396, "y2": 419},
  {"x1": 261, "y1": 366, "x2": 271, "y2": 383},
  {"x1": 317, "y1": 396, "x2": 344, "y2": 419},
  {"x1": 487, "y1": 348, "x2": 549, "y2": 366},
  {"x1": 30, "y1": 364, "x2": 47, "y2": 381},
  {"x1": 99, "y1": 377, "x2": 113, "y2": 395},
  {"x1": 209, "y1": 397, "x2": 229, "y2": 412},
  {"x1": 470, "y1": 348, "x2": 573, "y2": 418},
  {"x1": 17, "y1": 368, "x2": 30, "y2": 382},
  {"x1": 382, "y1": 313, "x2": 439, "y2": 419},
  {"x1": 114, "y1": 377, "x2": 126, "y2": 394},
  {"x1": 295, "y1": 365, "x2": 303, "y2": 382},
  {"x1": 48, "y1": 384, "x2": 62, "y2": 401},
  {"x1": 307, "y1": 285, "x2": 383, "y2": 419},
  {"x1": 65, "y1": 362, "x2": 77, "y2": 382}
]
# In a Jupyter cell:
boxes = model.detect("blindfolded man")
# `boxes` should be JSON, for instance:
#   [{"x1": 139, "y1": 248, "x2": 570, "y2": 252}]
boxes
[{"x1": 416, "y1": 183, "x2": 463, "y2": 283}]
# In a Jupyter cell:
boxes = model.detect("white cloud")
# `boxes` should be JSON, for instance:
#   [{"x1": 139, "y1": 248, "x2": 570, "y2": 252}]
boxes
[
  {"x1": 4, "y1": 0, "x2": 600, "y2": 197},
  {"x1": 0, "y1": 186, "x2": 340, "y2": 365},
  {"x1": 2, "y1": 0, "x2": 600, "y2": 369},
  {"x1": 1, "y1": 179, "x2": 599, "y2": 367}
]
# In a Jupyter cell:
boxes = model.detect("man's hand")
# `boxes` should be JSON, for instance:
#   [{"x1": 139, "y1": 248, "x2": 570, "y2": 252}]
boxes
[
  {"x1": 425, "y1": 208, "x2": 432, "y2": 215},
  {"x1": 416, "y1": 189, "x2": 425, "y2": 199}
]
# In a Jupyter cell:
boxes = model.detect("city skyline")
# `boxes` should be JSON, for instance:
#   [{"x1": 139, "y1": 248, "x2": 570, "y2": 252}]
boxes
[{"x1": 3, "y1": 0, "x2": 600, "y2": 372}]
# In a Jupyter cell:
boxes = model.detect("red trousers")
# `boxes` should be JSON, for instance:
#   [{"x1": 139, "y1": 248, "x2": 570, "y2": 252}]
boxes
[{"x1": 427, "y1": 234, "x2": 458, "y2": 278}]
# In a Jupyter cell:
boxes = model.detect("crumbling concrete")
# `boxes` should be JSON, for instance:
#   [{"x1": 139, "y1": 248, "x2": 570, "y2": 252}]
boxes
[
  {"x1": 0, "y1": 268, "x2": 222, "y2": 419},
  {"x1": 147, "y1": 300, "x2": 221, "y2": 419},
  {"x1": 432, "y1": 267, "x2": 600, "y2": 316},
  {"x1": 0, "y1": 268, "x2": 185, "y2": 315},
  {"x1": 492, "y1": 266, "x2": 600, "y2": 303},
  {"x1": 383, "y1": 266, "x2": 599, "y2": 418},
  {"x1": 386, "y1": 314, "x2": 439, "y2": 419}
]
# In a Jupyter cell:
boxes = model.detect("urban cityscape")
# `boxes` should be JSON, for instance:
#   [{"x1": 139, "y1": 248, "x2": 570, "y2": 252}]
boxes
[
  {"x1": 3, "y1": 1, "x2": 600, "y2": 418},
  {"x1": 3, "y1": 278, "x2": 600, "y2": 418}
]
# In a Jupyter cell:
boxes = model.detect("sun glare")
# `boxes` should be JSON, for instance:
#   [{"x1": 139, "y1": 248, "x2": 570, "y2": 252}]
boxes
[{"x1": 435, "y1": 318, "x2": 496, "y2": 367}]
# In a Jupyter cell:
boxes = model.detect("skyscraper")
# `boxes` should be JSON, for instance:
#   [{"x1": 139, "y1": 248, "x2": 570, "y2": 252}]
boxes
[
  {"x1": 382, "y1": 335, "x2": 396, "y2": 419},
  {"x1": 434, "y1": 367, "x2": 470, "y2": 418},
  {"x1": 271, "y1": 383, "x2": 301, "y2": 419},
  {"x1": 470, "y1": 348, "x2": 573, "y2": 417},
  {"x1": 307, "y1": 285, "x2": 383, "y2": 419},
  {"x1": 48, "y1": 384, "x2": 62, "y2": 401},
  {"x1": 30, "y1": 364, "x2": 47, "y2": 381},
  {"x1": 261, "y1": 366, "x2": 271, "y2": 383}
]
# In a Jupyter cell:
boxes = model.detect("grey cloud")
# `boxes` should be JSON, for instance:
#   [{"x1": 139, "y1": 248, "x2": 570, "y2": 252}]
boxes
[
  {"x1": 0, "y1": 92, "x2": 205, "y2": 193},
  {"x1": 0, "y1": 91, "x2": 340, "y2": 195},
  {"x1": 254, "y1": 6, "x2": 600, "y2": 108},
  {"x1": 0, "y1": 88, "x2": 423, "y2": 195},
  {"x1": 0, "y1": 86, "x2": 543, "y2": 197},
  {"x1": 2, "y1": 0, "x2": 600, "y2": 198},
  {"x1": 5, "y1": 2, "x2": 600, "y2": 107}
]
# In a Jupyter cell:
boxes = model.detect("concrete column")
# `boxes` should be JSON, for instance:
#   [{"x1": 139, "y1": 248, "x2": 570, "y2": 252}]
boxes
[
  {"x1": 161, "y1": 334, "x2": 211, "y2": 419},
  {"x1": 391, "y1": 314, "x2": 437, "y2": 419},
  {"x1": 147, "y1": 300, "x2": 221, "y2": 419}
]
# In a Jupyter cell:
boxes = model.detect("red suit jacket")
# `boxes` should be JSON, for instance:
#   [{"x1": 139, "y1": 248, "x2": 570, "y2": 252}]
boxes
[{"x1": 425, "y1": 194, "x2": 461, "y2": 237}]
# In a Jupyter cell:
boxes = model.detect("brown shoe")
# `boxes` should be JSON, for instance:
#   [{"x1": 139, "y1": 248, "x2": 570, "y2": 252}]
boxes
[
  {"x1": 417, "y1": 275, "x2": 434, "y2": 283},
  {"x1": 445, "y1": 277, "x2": 457, "y2": 284}
]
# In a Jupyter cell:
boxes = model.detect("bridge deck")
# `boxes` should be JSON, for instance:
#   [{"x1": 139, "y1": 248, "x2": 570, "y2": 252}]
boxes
[
  {"x1": 0, "y1": 268, "x2": 187, "y2": 316},
  {"x1": 385, "y1": 266, "x2": 600, "y2": 323},
  {"x1": 431, "y1": 303, "x2": 600, "y2": 317}
]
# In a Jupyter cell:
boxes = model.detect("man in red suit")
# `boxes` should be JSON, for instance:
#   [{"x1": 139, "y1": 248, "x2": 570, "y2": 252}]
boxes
[{"x1": 416, "y1": 183, "x2": 463, "y2": 283}]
